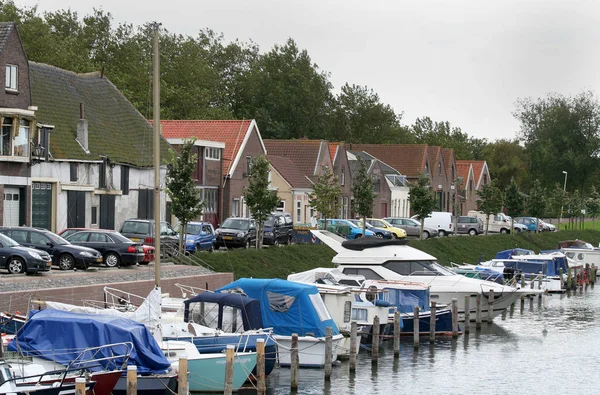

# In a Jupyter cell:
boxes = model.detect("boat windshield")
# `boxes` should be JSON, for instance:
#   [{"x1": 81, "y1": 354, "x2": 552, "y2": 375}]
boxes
[{"x1": 382, "y1": 260, "x2": 455, "y2": 276}]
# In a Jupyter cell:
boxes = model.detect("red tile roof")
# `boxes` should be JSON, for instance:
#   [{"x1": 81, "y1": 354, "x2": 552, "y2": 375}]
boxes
[
  {"x1": 455, "y1": 160, "x2": 473, "y2": 184},
  {"x1": 153, "y1": 120, "x2": 255, "y2": 176},
  {"x1": 441, "y1": 148, "x2": 455, "y2": 178},
  {"x1": 428, "y1": 146, "x2": 443, "y2": 177},
  {"x1": 328, "y1": 143, "x2": 338, "y2": 164},
  {"x1": 264, "y1": 139, "x2": 324, "y2": 177},
  {"x1": 349, "y1": 144, "x2": 429, "y2": 178},
  {"x1": 267, "y1": 155, "x2": 312, "y2": 188}
]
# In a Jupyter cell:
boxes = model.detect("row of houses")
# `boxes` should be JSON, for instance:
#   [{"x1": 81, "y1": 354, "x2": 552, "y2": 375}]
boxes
[{"x1": 0, "y1": 22, "x2": 490, "y2": 233}]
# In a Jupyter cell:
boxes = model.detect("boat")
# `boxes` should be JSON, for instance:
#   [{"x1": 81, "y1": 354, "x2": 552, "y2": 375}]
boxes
[
  {"x1": 216, "y1": 278, "x2": 345, "y2": 368},
  {"x1": 310, "y1": 230, "x2": 534, "y2": 321},
  {"x1": 558, "y1": 240, "x2": 600, "y2": 276},
  {"x1": 0, "y1": 312, "x2": 26, "y2": 335}
]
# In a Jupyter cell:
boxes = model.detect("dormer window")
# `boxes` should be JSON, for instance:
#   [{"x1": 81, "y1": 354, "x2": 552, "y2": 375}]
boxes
[
  {"x1": 438, "y1": 162, "x2": 442, "y2": 176},
  {"x1": 5, "y1": 65, "x2": 17, "y2": 91},
  {"x1": 0, "y1": 117, "x2": 29, "y2": 158},
  {"x1": 205, "y1": 147, "x2": 221, "y2": 160}
]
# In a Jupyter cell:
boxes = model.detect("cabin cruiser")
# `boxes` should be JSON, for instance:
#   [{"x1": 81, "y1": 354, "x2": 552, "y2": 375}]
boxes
[{"x1": 310, "y1": 230, "x2": 534, "y2": 321}]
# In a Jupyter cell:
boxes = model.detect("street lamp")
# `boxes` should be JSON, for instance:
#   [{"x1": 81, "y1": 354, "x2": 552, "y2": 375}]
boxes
[{"x1": 559, "y1": 171, "x2": 568, "y2": 231}]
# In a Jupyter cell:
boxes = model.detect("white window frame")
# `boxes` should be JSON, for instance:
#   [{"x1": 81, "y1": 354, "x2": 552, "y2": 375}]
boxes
[
  {"x1": 276, "y1": 200, "x2": 285, "y2": 212},
  {"x1": 5, "y1": 65, "x2": 17, "y2": 91},
  {"x1": 296, "y1": 200, "x2": 302, "y2": 223},
  {"x1": 341, "y1": 168, "x2": 345, "y2": 186},
  {"x1": 232, "y1": 198, "x2": 240, "y2": 217},
  {"x1": 205, "y1": 147, "x2": 221, "y2": 160}
]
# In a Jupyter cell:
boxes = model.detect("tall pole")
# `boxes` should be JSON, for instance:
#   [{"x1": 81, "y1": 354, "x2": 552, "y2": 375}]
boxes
[
  {"x1": 559, "y1": 171, "x2": 567, "y2": 232},
  {"x1": 152, "y1": 22, "x2": 161, "y2": 287}
]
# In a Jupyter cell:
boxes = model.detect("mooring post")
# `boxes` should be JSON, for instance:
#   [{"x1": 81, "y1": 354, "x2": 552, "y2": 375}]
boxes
[
  {"x1": 413, "y1": 306, "x2": 420, "y2": 348},
  {"x1": 520, "y1": 295, "x2": 525, "y2": 312},
  {"x1": 538, "y1": 271, "x2": 543, "y2": 291},
  {"x1": 349, "y1": 322, "x2": 357, "y2": 372},
  {"x1": 372, "y1": 315, "x2": 380, "y2": 363},
  {"x1": 75, "y1": 377, "x2": 86, "y2": 395},
  {"x1": 463, "y1": 296, "x2": 470, "y2": 333},
  {"x1": 509, "y1": 300, "x2": 515, "y2": 317},
  {"x1": 325, "y1": 327, "x2": 332, "y2": 380},
  {"x1": 429, "y1": 301, "x2": 437, "y2": 342},
  {"x1": 291, "y1": 334, "x2": 299, "y2": 391},
  {"x1": 487, "y1": 289, "x2": 494, "y2": 324},
  {"x1": 256, "y1": 339, "x2": 266, "y2": 395},
  {"x1": 126, "y1": 365, "x2": 137, "y2": 395},
  {"x1": 224, "y1": 345, "x2": 235, "y2": 395},
  {"x1": 394, "y1": 310, "x2": 401, "y2": 357},
  {"x1": 592, "y1": 265, "x2": 597, "y2": 285},
  {"x1": 559, "y1": 267, "x2": 564, "y2": 290},
  {"x1": 451, "y1": 298, "x2": 458, "y2": 337},
  {"x1": 475, "y1": 294, "x2": 482, "y2": 330},
  {"x1": 178, "y1": 356, "x2": 188, "y2": 395},
  {"x1": 567, "y1": 266, "x2": 572, "y2": 290}
]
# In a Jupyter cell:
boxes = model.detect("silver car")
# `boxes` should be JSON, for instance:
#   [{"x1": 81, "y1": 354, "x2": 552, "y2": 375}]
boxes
[{"x1": 383, "y1": 217, "x2": 439, "y2": 239}]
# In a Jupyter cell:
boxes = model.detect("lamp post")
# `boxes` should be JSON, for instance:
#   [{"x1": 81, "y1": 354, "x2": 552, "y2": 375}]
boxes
[{"x1": 559, "y1": 171, "x2": 567, "y2": 231}]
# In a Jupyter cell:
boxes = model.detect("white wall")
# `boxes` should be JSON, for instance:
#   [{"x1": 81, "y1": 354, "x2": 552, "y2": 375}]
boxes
[{"x1": 390, "y1": 186, "x2": 410, "y2": 218}]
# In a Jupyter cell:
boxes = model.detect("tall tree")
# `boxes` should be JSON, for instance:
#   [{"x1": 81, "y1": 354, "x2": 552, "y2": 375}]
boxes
[
  {"x1": 411, "y1": 116, "x2": 488, "y2": 159},
  {"x1": 548, "y1": 182, "x2": 569, "y2": 230},
  {"x1": 409, "y1": 174, "x2": 438, "y2": 240},
  {"x1": 504, "y1": 178, "x2": 525, "y2": 234},
  {"x1": 482, "y1": 139, "x2": 529, "y2": 190},
  {"x1": 585, "y1": 186, "x2": 600, "y2": 230},
  {"x1": 308, "y1": 166, "x2": 342, "y2": 230},
  {"x1": 165, "y1": 139, "x2": 204, "y2": 257},
  {"x1": 476, "y1": 180, "x2": 503, "y2": 235},
  {"x1": 527, "y1": 179, "x2": 547, "y2": 233},
  {"x1": 351, "y1": 157, "x2": 375, "y2": 236},
  {"x1": 243, "y1": 155, "x2": 279, "y2": 248}
]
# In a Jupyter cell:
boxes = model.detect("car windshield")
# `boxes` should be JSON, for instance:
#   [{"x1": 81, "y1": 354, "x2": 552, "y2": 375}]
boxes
[
  {"x1": 122, "y1": 221, "x2": 150, "y2": 235},
  {"x1": 378, "y1": 219, "x2": 393, "y2": 227},
  {"x1": 0, "y1": 233, "x2": 19, "y2": 247},
  {"x1": 186, "y1": 224, "x2": 202, "y2": 234},
  {"x1": 407, "y1": 219, "x2": 420, "y2": 226},
  {"x1": 221, "y1": 218, "x2": 250, "y2": 230},
  {"x1": 46, "y1": 232, "x2": 69, "y2": 245},
  {"x1": 264, "y1": 218, "x2": 275, "y2": 226},
  {"x1": 344, "y1": 221, "x2": 359, "y2": 229}
]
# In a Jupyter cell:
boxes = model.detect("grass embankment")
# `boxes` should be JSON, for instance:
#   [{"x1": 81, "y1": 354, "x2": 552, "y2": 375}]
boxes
[{"x1": 185, "y1": 230, "x2": 600, "y2": 279}]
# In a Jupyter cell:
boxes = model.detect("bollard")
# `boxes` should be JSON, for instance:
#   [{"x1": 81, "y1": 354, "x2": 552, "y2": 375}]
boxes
[
  {"x1": 520, "y1": 274, "x2": 525, "y2": 288},
  {"x1": 256, "y1": 339, "x2": 266, "y2": 395},
  {"x1": 487, "y1": 289, "x2": 494, "y2": 324},
  {"x1": 567, "y1": 266, "x2": 572, "y2": 290},
  {"x1": 394, "y1": 311, "x2": 401, "y2": 357},
  {"x1": 224, "y1": 345, "x2": 235, "y2": 395},
  {"x1": 126, "y1": 365, "x2": 137, "y2": 395},
  {"x1": 372, "y1": 315, "x2": 380, "y2": 363},
  {"x1": 291, "y1": 334, "x2": 299, "y2": 391},
  {"x1": 520, "y1": 295, "x2": 525, "y2": 312},
  {"x1": 463, "y1": 296, "x2": 470, "y2": 333},
  {"x1": 559, "y1": 268, "x2": 564, "y2": 290},
  {"x1": 413, "y1": 307, "x2": 420, "y2": 348},
  {"x1": 530, "y1": 277, "x2": 534, "y2": 290},
  {"x1": 475, "y1": 294, "x2": 482, "y2": 329},
  {"x1": 75, "y1": 377, "x2": 86, "y2": 395},
  {"x1": 509, "y1": 301, "x2": 515, "y2": 317},
  {"x1": 325, "y1": 327, "x2": 332, "y2": 380},
  {"x1": 538, "y1": 271, "x2": 543, "y2": 290},
  {"x1": 529, "y1": 294, "x2": 534, "y2": 310},
  {"x1": 178, "y1": 356, "x2": 188, "y2": 395},
  {"x1": 451, "y1": 298, "x2": 458, "y2": 337},
  {"x1": 429, "y1": 302, "x2": 437, "y2": 342},
  {"x1": 349, "y1": 322, "x2": 357, "y2": 372},
  {"x1": 592, "y1": 265, "x2": 597, "y2": 285}
]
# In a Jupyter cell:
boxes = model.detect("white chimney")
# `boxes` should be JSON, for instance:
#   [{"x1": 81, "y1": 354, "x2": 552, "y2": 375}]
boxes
[{"x1": 76, "y1": 103, "x2": 89, "y2": 153}]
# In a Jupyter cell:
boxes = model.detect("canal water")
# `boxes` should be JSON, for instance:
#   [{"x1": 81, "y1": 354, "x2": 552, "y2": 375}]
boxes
[{"x1": 241, "y1": 286, "x2": 599, "y2": 394}]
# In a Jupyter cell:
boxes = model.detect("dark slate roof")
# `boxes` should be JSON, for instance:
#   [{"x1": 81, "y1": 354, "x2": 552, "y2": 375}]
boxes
[
  {"x1": 29, "y1": 62, "x2": 171, "y2": 167},
  {"x1": 267, "y1": 155, "x2": 312, "y2": 188},
  {"x1": 0, "y1": 23, "x2": 13, "y2": 55},
  {"x1": 349, "y1": 144, "x2": 429, "y2": 178}
]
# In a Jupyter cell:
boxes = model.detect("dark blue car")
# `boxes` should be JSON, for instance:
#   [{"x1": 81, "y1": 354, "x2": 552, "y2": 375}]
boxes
[{"x1": 184, "y1": 222, "x2": 216, "y2": 253}]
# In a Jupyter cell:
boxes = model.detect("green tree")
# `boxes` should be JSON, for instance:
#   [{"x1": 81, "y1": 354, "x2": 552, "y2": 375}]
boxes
[
  {"x1": 527, "y1": 179, "x2": 547, "y2": 233},
  {"x1": 164, "y1": 139, "x2": 204, "y2": 257},
  {"x1": 308, "y1": 166, "x2": 342, "y2": 230},
  {"x1": 548, "y1": 182, "x2": 569, "y2": 230},
  {"x1": 243, "y1": 155, "x2": 279, "y2": 248},
  {"x1": 409, "y1": 174, "x2": 438, "y2": 239},
  {"x1": 476, "y1": 180, "x2": 504, "y2": 235},
  {"x1": 504, "y1": 178, "x2": 525, "y2": 234},
  {"x1": 351, "y1": 157, "x2": 375, "y2": 236},
  {"x1": 482, "y1": 139, "x2": 529, "y2": 190},
  {"x1": 411, "y1": 116, "x2": 488, "y2": 159},
  {"x1": 585, "y1": 186, "x2": 600, "y2": 230}
]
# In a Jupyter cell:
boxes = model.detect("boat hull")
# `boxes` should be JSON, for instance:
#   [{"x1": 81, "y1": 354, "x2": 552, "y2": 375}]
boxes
[
  {"x1": 275, "y1": 334, "x2": 344, "y2": 368},
  {"x1": 113, "y1": 374, "x2": 177, "y2": 395},
  {"x1": 398, "y1": 309, "x2": 456, "y2": 335},
  {"x1": 186, "y1": 352, "x2": 256, "y2": 393}
]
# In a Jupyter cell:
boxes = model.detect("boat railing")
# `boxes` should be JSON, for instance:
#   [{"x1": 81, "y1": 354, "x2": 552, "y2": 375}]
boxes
[
  {"x1": 66, "y1": 341, "x2": 133, "y2": 371},
  {"x1": 174, "y1": 283, "x2": 212, "y2": 298}
]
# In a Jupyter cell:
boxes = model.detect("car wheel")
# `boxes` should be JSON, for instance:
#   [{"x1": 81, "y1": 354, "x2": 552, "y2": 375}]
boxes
[
  {"x1": 355, "y1": 234, "x2": 362, "y2": 239},
  {"x1": 7, "y1": 257, "x2": 25, "y2": 274},
  {"x1": 391, "y1": 233, "x2": 398, "y2": 239},
  {"x1": 500, "y1": 228, "x2": 509, "y2": 234},
  {"x1": 438, "y1": 230, "x2": 446, "y2": 237},
  {"x1": 422, "y1": 231, "x2": 430, "y2": 240},
  {"x1": 273, "y1": 239, "x2": 280, "y2": 247},
  {"x1": 376, "y1": 233, "x2": 384, "y2": 238},
  {"x1": 104, "y1": 252, "x2": 120, "y2": 268},
  {"x1": 208, "y1": 243, "x2": 215, "y2": 253},
  {"x1": 58, "y1": 254, "x2": 75, "y2": 270},
  {"x1": 195, "y1": 244, "x2": 202, "y2": 253},
  {"x1": 287, "y1": 235, "x2": 293, "y2": 245},
  {"x1": 468, "y1": 229, "x2": 477, "y2": 236}
]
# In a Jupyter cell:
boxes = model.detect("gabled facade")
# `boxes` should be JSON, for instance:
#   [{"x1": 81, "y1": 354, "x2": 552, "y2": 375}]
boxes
[
  {"x1": 428, "y1": 146, "x2": 453, "y2": 212},
  {"x1": 159, "y1": 120, "x2": 266, "y2": 222},
  {"x1": 329, "y1": 142, "x2": 352, "y2": 219},
  {"x1": 0, "y1": 22, "x2": 34, "y2": 226},
  {"x1": 266, "y1": 155, "x2": 313, "y2": 225},
  {"x1": 471, "y1": 160, "x2": 491, "y2": 190},
  {"x1": 456, "y1": 161, "x2": 477, "y2": 214}
]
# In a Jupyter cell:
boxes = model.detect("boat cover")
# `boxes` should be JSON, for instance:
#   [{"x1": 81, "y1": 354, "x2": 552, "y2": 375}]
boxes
[
  {"x1": 216, "y1": 278, "x2": 340, "y2": 337},
  {"x1": 8, "y1": 309, "x2": 171, "y2": 374},
  {"x1": 183, "y1": 292, "x2": 263, "y2": 330},
  {"x1": 341, "y1": 237, "x2": 409, "y2": 251},
  {"x1": 287, "y1": 267, "x2": 365, "y2": 286},
  {"x1": 495, "y1": 248, "x2": 534, "y2": 259}
]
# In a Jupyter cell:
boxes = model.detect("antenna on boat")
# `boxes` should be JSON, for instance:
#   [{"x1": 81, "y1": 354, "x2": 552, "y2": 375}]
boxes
[{"x1": 152, "y1": 21, "x2": 161, "y2": 288}]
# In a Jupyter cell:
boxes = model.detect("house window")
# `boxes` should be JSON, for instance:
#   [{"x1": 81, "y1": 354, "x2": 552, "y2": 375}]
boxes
[
  {"x1": 5, "y1": 65, "x2": 17, "y2": 91},
  {"x1": 202, "y1": 189, "x2": 218, "y2": 213},
  {"x1": 296, "y1": 200, "x2": 302, "y2": 222},
  {"x1": 343, "y1": 197, "x2": 349, "y2": 219},
  {"x1": 276, "y1": 200, "x2": 285, "y2": 212},
  {"x1": 232, "y1": 198, "x2": 240, "y2": 217},
  {"x1": 70, "y1": 163, "x2": 78, "y2": 182},
  {"x1": 91, "y1": 206, "x2": 98, "y2": 225},
  {"x1": 483, "y1": 174, "x2": 488, "y2": 184},
  {"x1": 1, "y1": 117, "x2": 30, "y2": 157},
  {"x1": 99, "y1": 160, "x2": 107, "y2": 188},
  {"x1": 121, "y1": 166, "x2": 130, "y2": 195},
  {"x1": 438, "y1": 162, "x2": 442, "y2": 176},
  {"x1": 205, "y1": 147, "x2": 221, "y2": 160},
  {"x1": 341, "y1": 168, "x2": 345, "y2": 186},
  {"x1": 14, "y1": 119, "x2": 29, "y2": 157}
]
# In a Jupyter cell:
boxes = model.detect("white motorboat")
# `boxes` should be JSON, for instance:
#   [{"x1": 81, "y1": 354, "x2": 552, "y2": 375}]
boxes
[{"x1": 310, "y1": 230, "x2": 535, "y2": 321}]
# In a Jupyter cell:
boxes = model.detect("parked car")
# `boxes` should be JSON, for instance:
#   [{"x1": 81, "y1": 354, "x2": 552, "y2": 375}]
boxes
[
  {"x1": 514, "y1": 217, "x2": 544, "y2": 232},
  {"x1": 365, "y1": 218, "x2": 407, "y2": 239},
  {"x1": 411, "y1": 211, "x2": 455, "y2": 236},
  {"x1": 65, "y1": 230, "x2": 146, "y2": 267},
  {"x1": 58, "y1": 227, "x2": 115, "y2": 239},
  {"x1": 467, "y1": 211, "x2": 515, "y2": 234},
  {"x1": 183, "y1": 222, "x2": 216, "y2": 253},
  {"x1": 263, "y1": 212, "x2": 294, "y2": 246},
  {"x1": 457, "y1": 216, "x2": 484, "y2": 236},
  {"x1": 215, "y1": 217, "x2": 257, "y2": 249},
  {"x1": 539, "y1": 220, "x2": 557, "y2": 232},
  {"x1": 0, "y1": 227, "x2": 103, "y2": 270},
  {"x1": 0, "y1": 232, "x2": 52, "y2": 275},
  {"x1": 383, "y1": 217, "x2": 439, "y2": 239},
  {"x1": 119, "y1": 219, "x2": 179, "y2": 256},
  {"x1": 505, "y1": 216, "x2": 528, "y2": 232},
  {"x1": 321, "y1": 219, "x2": 376, "y2": 239},
  {"x1": 347, "y1": 219, "x2": 394, "y2": 239}
]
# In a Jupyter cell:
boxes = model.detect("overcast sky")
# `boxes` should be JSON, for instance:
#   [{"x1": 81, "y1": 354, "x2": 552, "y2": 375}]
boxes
[{"x1": 14, "y1": 0, "x2": 600, "y2": 141}]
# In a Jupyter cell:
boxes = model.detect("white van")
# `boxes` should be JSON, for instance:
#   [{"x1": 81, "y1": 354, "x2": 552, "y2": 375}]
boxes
[
  {"x1": 467, "y1": 211, "x2": 515, "y2": 234},
  {"x1": 411, "y1": 211, "x2": 454, "y2": 236}
]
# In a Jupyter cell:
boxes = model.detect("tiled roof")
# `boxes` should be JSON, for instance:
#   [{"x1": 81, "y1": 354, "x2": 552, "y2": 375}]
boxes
[
  {"x1": 428, "y1": 146, "x2": 444, "y2": 177},
  {"x1": 441, "y1": 148, "x2": 455, "y2": 178},
  {"x1": 471, "y1": 160, "x2": 485, "y2": 183},
  {"x1": 328, "y1": 142, "x2": 338, "y2": 163},
  {"x1": 264, "y1": 139, "x2": 323, "y2": 177},
  {"x1": 0, "y1": 22, "x2": 13, "y2": 55},
  {"x1": 155, "y1": 120, "x2": 255, "y2": 176},
  {"x1": 455, "y1": 160, "x2": 473, "y2": 184},
  {"x1": 349, "y1": 144, "x2": 429, "y2": 178},
  {"x1": 267, "y1": 155, "x2": 312, "y2": 189},
  {"x1": 30, "y1": 62, "x2": 171, "y2": 166}
]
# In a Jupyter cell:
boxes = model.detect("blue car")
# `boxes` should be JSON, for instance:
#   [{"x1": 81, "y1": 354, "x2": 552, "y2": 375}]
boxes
[
  {"x1": 184, "y1": 222, "x2": 216, "y2": 253},
  {"x1": 347, "y1": 219, "x2": 394, "y2": 239},
  {"x1": 322, "y1": 219, "x2": 376, "y2": 239}
]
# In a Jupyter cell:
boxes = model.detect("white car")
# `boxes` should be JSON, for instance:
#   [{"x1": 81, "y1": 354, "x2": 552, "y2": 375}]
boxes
[
  {"x1": 539, "y1": 220, "x2": 557, "y2": 232},
  {"x1": 505, "y1": 216, "x2": 528, "y2": 232}
]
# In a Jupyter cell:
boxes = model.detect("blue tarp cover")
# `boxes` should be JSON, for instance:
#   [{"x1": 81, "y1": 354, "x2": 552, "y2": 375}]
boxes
[
  {"x1": 495, "y1": 248, "x2": 534, "y2": 259},
  {"x1": 216, "y1": 278, "x2": 339, "y2": 337},
  {"x1": 8, "y1": 309, "x2": 170, "y2": 374},
  {"x1": 183, "y1": 292, "x2": 264, "y2": 330},
  {"x1": 380, "y1": 288, "x2": 430, "y2": 313},
  {"x1": 500, "y1": 260, "x2": 554, "y2": 276}
]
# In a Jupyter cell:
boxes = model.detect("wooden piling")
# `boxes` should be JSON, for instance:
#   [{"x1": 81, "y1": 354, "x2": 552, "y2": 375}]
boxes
[
  {"x1": 487, "y1": 289, "x2": 494, "y2": 324},
  {"x1": 509, "y1": 301, "x2": 515, "y2": 317},
  {"x1": 372, "y1": 315, "x2": 380, "y2": 363},
  {"x1": 538, "y1": 271, "x2": 543, "y2": 290},
  {"x1": 451, "y1": 298, "x2": 458, "y2": 337},
  {"x1": 475, "y1": 294, "x2": 482, "y2": 329},
  {"x1": 178, "y1": 356, "x2": 188, "y2": 395},
  {"x1": 559, "y1": 268, "x2": 564, "y2": 290},
  {"x1": 520, "y1": 274, "x2": 525, "y2": 289},
  {"x1": 256, "y1": 339, "x2": 266, "y2": 395},
  {"x1": 567, "y1": 266, "x2": 572, "y2": 290},
  {"x1": 394, "y1": 311, "x2": 401, "y2": 357},
  {"x1": 224, "y1": 344, "x2": 235, "y2": 395},
  {"x1": 126, "y1": 365, "x2": 137, "y2": 395},
  {"x1": 463, "y1": 296, "x2": 470, "y2": 333},
  {"x1": 291, "y1": 334, "x2": 299, "y2": 391},
  {"x1": 429, "y1": 302, "x2": 437, "y2": 342},
  {"x1": 325, "y1": 327, "x2": 332, "y2": 380},
  {"x1": 592, "y1": 265, "x2": 597, "y2": 285},
  {"x1": 520, "y1": 295, "x2": 525, "y2": 312},
  {"x1": 349, "y1": 322, "x2": 357, "y2": 372},
  {"x1": 75, "y1": 377, "x2": 86, "y2": 395},
  {"x1": 413, "y1": 307, "x2": 420, "y2": 348}
]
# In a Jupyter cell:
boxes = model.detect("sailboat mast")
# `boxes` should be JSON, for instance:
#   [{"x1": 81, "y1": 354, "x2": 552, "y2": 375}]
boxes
[{"x1": 152, "y1": 22, "x2": 161, "y2": 288}]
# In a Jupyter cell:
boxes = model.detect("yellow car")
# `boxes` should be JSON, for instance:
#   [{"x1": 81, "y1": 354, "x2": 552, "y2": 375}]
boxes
[{"x1": 366, "y1": 218, "x2": 407, "y2": 239}]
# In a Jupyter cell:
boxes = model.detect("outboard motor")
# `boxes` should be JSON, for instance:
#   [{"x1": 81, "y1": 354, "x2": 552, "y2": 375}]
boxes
[{"x1": 503, "y1": 266, "x2": 515, "y2": 282}]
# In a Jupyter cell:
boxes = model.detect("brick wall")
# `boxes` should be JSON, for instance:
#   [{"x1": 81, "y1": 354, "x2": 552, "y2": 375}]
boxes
[{"x1": 0, "y1": 25, "x2": 31, "y2": 109}]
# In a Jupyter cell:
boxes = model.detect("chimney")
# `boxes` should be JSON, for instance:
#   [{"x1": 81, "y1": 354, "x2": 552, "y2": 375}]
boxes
[{"x1": 76, "y1": 103, "x2": 89, "y2": 152}]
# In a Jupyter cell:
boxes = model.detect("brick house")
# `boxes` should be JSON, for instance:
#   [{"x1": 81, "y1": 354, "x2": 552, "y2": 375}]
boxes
[
  {"x1": 428, "y1": 146, "x2": 453, "y2": 212},
  {"x1": 456, "y1": 161, "x2": 477, "y2": 213},
  {"x1": 266, "y1": 155, "x2": 312, "y2": 224},
  {"x1": 329, "y1": 142, "x2": 352, "y2": 219},
  {"x1": 442, "y1": 148, "x2": 462, "y2": 215}
]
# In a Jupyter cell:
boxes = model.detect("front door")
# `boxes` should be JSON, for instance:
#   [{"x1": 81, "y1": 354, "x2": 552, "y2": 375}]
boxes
[
  {"x1": 100, "y1": 195, "x2": 116, "y2": 229},
  {"x1": 32, "y1": 182, "x2": 52, "y2": 230},
  {"x1": 67, "y1": 191, "x2": 86, "y2": 228},
  {"x1": 380, "y1": 203, "x2": 388, "y2": 218},
  {"x1": 3, "y1": 187, "x2": 20, "y2": 226}
]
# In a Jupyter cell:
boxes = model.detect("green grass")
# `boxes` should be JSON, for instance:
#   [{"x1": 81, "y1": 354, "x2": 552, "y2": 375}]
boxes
[
  {"x1": 559, "y1": 220, "x2": 600, "y2": 231},
  {"x1": 183, "y1": 230, "x2": 600, "y2": 279}
]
